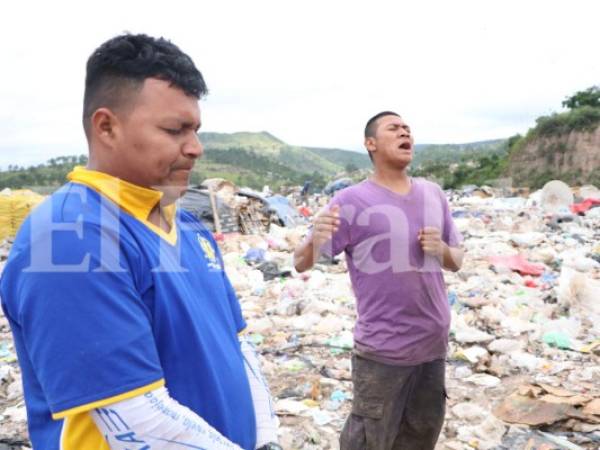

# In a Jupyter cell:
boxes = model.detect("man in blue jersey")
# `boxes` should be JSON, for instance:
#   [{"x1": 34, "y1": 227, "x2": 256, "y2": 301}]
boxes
[{"x1": 0, "y1": 34, "x2": 280, "y2": 450}]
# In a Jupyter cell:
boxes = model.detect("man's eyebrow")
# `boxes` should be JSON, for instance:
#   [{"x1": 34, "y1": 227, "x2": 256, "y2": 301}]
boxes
[
  {"x1": 179, "y1": 121, "x2": 201, "y2": 131},
  {"x1": 161, "y1": 116, "x2": 201, "y2": 128}
]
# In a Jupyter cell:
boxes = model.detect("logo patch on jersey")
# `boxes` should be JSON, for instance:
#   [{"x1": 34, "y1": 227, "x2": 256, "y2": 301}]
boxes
[{"x1": 197, "y1": 234, "x2": 222, "y2": 271}]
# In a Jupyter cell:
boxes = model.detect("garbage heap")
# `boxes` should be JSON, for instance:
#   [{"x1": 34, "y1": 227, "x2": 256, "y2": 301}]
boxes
[
  {"x1": 0, "y1": 184, "x2": 599, "y2": 450},
  {"x1": 0, "y1": 238, "x2": 29, "y2": 449}
]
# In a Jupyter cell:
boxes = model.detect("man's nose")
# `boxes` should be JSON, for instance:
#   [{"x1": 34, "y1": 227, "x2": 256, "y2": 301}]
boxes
[{"x1": 183, "y1": 133, "x2": 203, "y2": 158}]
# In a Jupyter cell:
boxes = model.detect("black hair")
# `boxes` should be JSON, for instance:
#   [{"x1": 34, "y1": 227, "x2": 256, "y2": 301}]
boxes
[
  {"x1": 364, "y1": 111, "x2": 400, "y2": 161},
  {"x1": 364, "y1": 111, "x2": 400, "y2": 138},
  {"x1": 83, "y1": 33, "x2": 208, "y2": 136}
]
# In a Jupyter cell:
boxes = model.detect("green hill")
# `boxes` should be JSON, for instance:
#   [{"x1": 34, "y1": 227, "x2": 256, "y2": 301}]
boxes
[
  {"x1": 0, "y1": 132, "x2": 371, "y2": 192},
  {"x1": 200, "y1": 131, "x2": 284, "y2": 153},
  {"x1": 0, "y1": 132, "x2": 512, "y2": 192},
  {"x1": 306, "y1": 147, "x2": 372, "y2": 172},
  {"x1": 408, "y1": 139, "x2": 509, "y2": 189},
  {"x1": 200, "y1": 131, "x2": 349, "y2": 176},
  {"x1": 8, "y1": 97, "x2": 596, "y2": 193},
  {"x1": 412, "y1": 139, "x2": 508, "y2": 168},
  {"x1": 191, "y1": 131, "x2": 375, "y2": 189}
]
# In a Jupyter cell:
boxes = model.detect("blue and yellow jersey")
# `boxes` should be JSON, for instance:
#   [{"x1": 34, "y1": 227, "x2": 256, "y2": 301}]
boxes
[{"x1": 0, "y1": 167, "x2": 256, "y2": 449}]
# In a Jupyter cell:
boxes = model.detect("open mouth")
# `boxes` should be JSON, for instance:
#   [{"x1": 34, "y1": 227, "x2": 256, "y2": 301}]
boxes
[{"x1": 399, "y1": 142, "x2": 412, "y2": 150}]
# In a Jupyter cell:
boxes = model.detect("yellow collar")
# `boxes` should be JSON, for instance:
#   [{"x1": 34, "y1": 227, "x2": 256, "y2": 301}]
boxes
[{"x1": 67, "y1": 166, "x2": 178, "y2": 245}]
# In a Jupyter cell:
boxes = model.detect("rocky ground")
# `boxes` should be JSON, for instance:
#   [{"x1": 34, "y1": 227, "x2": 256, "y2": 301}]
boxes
[{"x1": 1, "y1": 187, "x2": 599, "y2": 449}]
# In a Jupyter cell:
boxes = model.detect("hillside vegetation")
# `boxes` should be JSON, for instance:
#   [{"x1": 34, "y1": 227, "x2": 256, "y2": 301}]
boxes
[
  {"x1": 507, "y1": 86, "x2": 600, "y2": 188},
  {"x1": 413, "y1": 85, "x2": 600, "y2": 189},
  {"x1": 0, "y1": 133, "x2": 508, "y2": 192},
  {"x1": 4, "y1": 86, "x2": 599, "y2": 193},
  {"x1": 0, "y1": 134, "x2": 370, "y2": 191},
  {"x1": 410, "y1": 139, "x2": 510, "y2": 189}
]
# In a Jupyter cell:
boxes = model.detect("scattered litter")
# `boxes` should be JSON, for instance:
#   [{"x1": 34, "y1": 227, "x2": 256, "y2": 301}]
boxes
[
  {"x1": 2, "y1": 180, "x2": 599, "y2": 448},
  {"x1": 488, "y1": 254, "x2": 546, "y2": 276}
]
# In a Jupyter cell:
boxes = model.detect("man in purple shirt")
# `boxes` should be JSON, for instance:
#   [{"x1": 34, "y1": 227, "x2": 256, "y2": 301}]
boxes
[{"x1": 294, "y1": 111, "x2": 464, "y2": 450}]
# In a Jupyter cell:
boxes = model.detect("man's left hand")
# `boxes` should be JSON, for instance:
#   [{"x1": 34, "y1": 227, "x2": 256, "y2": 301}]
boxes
[{"x1": 418, "y1": 227, "x2": 445, "y2": 260}]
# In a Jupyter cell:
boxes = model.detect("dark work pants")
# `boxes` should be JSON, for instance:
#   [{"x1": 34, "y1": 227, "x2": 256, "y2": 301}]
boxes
[{"x1": 340, "y1": 354, "x2": 446, "y2": 450}]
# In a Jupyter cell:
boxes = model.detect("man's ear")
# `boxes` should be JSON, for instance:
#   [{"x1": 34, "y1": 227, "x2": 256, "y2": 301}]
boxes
[
  {"x1": 365, "y1": 136, "x2": 376, "y2": 153},
  {"x1": 90, "y1": 108, "x2": 120, "y2": 148}
]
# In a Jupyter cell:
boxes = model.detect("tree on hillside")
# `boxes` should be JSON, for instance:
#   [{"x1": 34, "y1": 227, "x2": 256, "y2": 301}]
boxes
[
  {"x1": 562, "y1": 86, "x2": 600, "y2": 110},
  {"x1": 345, "y1": 163, "x2": 359, "y2": 173}
]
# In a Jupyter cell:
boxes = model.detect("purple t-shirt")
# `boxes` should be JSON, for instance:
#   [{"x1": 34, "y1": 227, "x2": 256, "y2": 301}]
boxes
[{"x1": 322, "y1": 178, "x2": 462, "y2": 365}]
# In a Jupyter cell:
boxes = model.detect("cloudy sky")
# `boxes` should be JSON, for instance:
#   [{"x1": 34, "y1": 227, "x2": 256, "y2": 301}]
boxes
[{"x1": 1, "y1": 0, "x2": 598, "y2": 169}]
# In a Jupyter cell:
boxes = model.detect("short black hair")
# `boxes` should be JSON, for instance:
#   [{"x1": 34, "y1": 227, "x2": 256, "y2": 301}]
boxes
[
  {"x1": 83, "y1": 33, "x2": 208, "y2": 136},
  {"x1": 364, "y1": 111, "x2": 400, "y2": 138},
  {"x1": 364, "y1": 111, "x2": 400, "y2": 161}
]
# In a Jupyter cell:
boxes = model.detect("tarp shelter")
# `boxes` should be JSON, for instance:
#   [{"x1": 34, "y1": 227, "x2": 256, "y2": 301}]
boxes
[
  {"x1": 180, "y1": 186, "x2": 274, "y2": 234},
  {"x1": 265, "y1": 195, "x2": 305, "y2": 228},
  {"x1": 179, "y1": 187, "x2": 241, "y2": 233},
  {"x1": 323, "y1": 178, "x2": 353, "y2": 195}
]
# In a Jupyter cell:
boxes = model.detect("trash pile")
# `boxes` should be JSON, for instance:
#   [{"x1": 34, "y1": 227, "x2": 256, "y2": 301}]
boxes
[
  {"x1": 0, "y1": 180, "x2": 599, "y2": 449},
  {"x1": 440, "y1": 181, "x2": 600, "y2": 450},
  {"x1": 0, "y1": 237, "x2": 30, "y2": 450}
]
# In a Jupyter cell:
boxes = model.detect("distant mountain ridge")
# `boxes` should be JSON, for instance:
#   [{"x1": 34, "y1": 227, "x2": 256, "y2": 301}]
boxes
[
  {"x1": 199, "y1": 131, "x2": 368, "y2": 176},
  {"x1": 6, "y1": 86, "x2": 599, "y2": 192},
  {"x1": 198, "y1": 132, "x2": 510, "y2": 188},
  {"x1": 0, "y1": 131, "x2": 507, "y2": 191},
  {"x1": 200, "y1": 131, "x2": 507, "y2": 174}
]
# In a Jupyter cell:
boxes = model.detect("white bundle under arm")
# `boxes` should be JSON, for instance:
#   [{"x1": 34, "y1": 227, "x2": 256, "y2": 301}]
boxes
[
  {"x1": 91, "y1": 336, "x2": 278, "y2": 449},
  {"x1": 240, "y1": 336, "x2": 279, "y2": 447},
  {"x1": 90, "y1": 386, "x2": 242, "y2": 449}
]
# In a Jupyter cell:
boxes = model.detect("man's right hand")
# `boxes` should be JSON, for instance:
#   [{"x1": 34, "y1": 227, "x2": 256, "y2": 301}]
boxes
[
  {"x1": 311, "y1": 204, "x2": 341, "y2": 248},
  {"x1": 294, "y1": 204, "x2": 341, "y2": 273}
]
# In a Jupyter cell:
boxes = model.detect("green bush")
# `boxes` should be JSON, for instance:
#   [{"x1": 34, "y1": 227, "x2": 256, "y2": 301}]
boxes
[
  {"x1": 562, "y1": 86, "x2": 600, "y2": 109},
  {"x1": 533, "y1": 106, "x2": 600, "y2": 138},
  {"x1": 411, "y1": 151, "x2": 510, "y2": 190}
]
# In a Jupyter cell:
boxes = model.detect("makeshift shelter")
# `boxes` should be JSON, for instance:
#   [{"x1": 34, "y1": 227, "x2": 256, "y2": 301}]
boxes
[{"x1": 323, "y1": 178, "x2": 353, "y2": 195}]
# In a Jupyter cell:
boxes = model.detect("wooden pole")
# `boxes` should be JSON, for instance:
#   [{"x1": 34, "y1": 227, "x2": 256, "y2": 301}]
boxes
[{"x1": 208, "y1": 187, "x2": 222, "y2": 234}]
